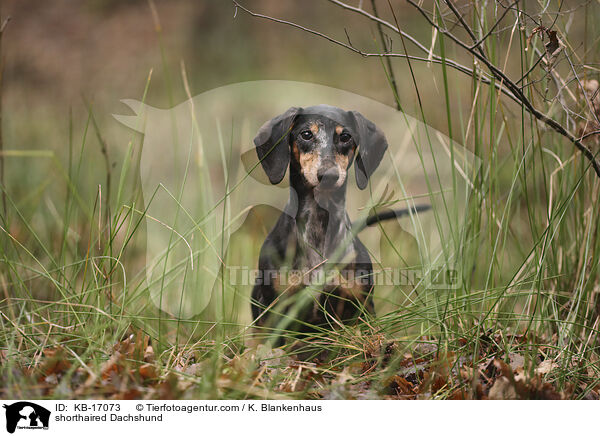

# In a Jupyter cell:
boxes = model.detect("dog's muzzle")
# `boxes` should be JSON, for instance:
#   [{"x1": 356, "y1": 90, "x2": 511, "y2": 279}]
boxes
[{"x1": 317, "y1": 165, "x2": 340, "y2": 188}]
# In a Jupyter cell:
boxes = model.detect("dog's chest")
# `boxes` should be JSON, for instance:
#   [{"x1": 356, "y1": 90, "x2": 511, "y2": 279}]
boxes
[{"x1": 296, "y1": 202, "x2": 355, "y2": 268}]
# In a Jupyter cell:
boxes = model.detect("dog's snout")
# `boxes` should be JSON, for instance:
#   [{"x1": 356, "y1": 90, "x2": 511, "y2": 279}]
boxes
[{"x1": 317, "y1": 166, "x2": 339, "y2": 187}]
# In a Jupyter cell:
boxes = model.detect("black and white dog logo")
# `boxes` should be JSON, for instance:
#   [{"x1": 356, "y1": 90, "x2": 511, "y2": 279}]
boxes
[{"x1": 3, "y1": 402, "x2": 50, "y2": 433}]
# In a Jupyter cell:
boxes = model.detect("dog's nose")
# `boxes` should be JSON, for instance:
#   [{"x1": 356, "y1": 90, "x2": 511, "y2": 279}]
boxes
[{"x1": 317, "y1": 166, "x2": 339, "y2": 187}]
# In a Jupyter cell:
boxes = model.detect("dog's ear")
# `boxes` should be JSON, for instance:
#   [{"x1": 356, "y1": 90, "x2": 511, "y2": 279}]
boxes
[
  {"x1": 254, "y1": 107, "x2": 301, "y2": 184},
  {"x1": 350, "y1": 111, "x2": 388, "y2": 190}
]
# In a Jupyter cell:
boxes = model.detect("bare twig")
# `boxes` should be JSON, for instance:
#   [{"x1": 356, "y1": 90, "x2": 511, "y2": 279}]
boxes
[
  {"x1": 445, "y1": 0, "x2": 487, "y2": 58},
  {"x1": 233, "y1": 0, "x2": 600, "y2": 178},
  {"x1": 232, "y1": 0, "x2": 520, "y2": 106},
  {"x1": 580, "y1": 130, "x2": 600, "y2": 141},
  {"x1": 471, "y1": 0, "x2": 519, "y2": 49},
  {"x1": 405, "y1": 0, "x2": 600, "y2": 178},
  {"x1": 564, "y1": 52, "x2": 600, "y2": 126},
  {"x1": 517, "y1": 54, "x2": 545, "y2": 85},
  {"x1": 233, "y1": 1, "x2": 363, "y2": 56},
  {"x1": 371, "y1": 0, "x2": 400, "y2": 110},
  {"x1": 325, "y1": 0, "x2": 433, "y2": 54}
]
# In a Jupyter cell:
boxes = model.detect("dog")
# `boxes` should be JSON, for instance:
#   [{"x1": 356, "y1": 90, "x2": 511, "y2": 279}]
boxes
[{"x1": 250, "y1": 104, "x2": 425, "y2": 339}]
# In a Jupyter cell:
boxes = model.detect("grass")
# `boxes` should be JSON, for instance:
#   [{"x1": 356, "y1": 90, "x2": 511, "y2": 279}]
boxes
[{"x1": 1, "y1": 1, "x2": 600, "y2": 400}]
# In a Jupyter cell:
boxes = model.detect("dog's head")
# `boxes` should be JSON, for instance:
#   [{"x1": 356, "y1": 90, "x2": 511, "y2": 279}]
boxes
[{"x1": 254, "y1": 105, "x2": 388, "y2": 190}]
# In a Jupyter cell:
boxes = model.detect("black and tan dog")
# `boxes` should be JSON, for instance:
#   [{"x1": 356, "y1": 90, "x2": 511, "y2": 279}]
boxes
[{"x1": 250, "y1": 105, "x2": 425, "y2": 339}]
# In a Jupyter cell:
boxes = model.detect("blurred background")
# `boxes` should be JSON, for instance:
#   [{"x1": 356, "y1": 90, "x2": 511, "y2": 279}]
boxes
[
  {"x1": 3, "y1": 0, "x2": 450, "y2": 232},
  {"x1": 2, "y1": 0, "x2": 596, "y2": 186},
  {"x1": 2, "y1": 0, "x2": 596, "y2": 203},
  {"x1": 1, "y1": 0, "x2": 507, "y2": 149}
]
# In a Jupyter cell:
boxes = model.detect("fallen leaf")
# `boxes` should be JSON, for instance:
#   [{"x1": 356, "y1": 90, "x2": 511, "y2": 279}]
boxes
[
  {"x1": 493, "y1": 358, "x2": 513, "y2": 379},
  {"x1": 386, "y1": 375, "x2": 417, "y2": 399},
  {"x1": 139, "y1": 363, "x2": 157, "y2": 380},
  {"x1": 37, "y1": 346, "x2": 71, "y2": 380},
  {"x1": 545, "y1": 30, "x2": 561, "y2": 62},
  {"x1": 489, "y1": 376, "x2": 518, "y2": 400},
  {"x1": 508, "y1": 353, "x2": 525, "y2": 371},
  {"x1": 535, "y1": 359, "x2": 557, "y2": 375},
  {"x1": 144, "y1": 345, "x2": 155, "y2": 363}
]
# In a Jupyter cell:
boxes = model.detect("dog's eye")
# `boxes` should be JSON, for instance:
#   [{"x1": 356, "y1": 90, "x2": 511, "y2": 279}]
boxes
[
  {"x1": 300, "y1": 130, "x2": 313, "y2": 140},
  {"x1": 339, "y1": 132, "x2": 351, "y2": 142}
]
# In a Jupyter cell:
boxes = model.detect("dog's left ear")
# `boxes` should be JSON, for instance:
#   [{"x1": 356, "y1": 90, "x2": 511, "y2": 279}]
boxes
[
  {"x1": 254, "y1": 107, "x2": 301, "y2": 185},
  {"x1": 350, "y1": 111, "x2": 388, "y2": 190}
]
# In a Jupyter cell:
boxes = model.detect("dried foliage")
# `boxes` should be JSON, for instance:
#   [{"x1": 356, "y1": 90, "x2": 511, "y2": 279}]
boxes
[{"x1": 4, "y1": 327, "x2": 599, "y2": 400}]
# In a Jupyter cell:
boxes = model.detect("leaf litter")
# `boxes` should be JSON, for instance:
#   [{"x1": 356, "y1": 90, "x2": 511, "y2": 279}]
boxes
[{"x1": 3, "y1": 327, "x2": 598, "y2": 400}]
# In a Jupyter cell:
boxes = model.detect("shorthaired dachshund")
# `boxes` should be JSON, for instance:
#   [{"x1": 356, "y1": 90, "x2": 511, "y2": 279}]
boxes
[{"x1": 250, "y1": 105, "x2": 428, "y2": 339}]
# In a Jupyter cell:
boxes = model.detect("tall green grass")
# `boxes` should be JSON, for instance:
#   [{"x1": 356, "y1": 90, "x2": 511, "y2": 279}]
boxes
[{"x1": 1, "y1": 1, "x2": 599, "y2": 399}]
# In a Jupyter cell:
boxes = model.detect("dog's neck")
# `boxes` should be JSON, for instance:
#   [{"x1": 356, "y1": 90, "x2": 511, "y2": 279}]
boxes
[{"x1": 287, "y1": 171, "x2": 354, "y2": 266}]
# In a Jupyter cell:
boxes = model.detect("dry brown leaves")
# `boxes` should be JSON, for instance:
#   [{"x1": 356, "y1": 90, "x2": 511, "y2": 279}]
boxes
[
  {"x1": 526, "y1": 25, "x2": 564, "y2": 70},
  {"x1": 347, "y1": 332, "x2": 574, "y2": 400},
  {"x1": 11, "y1": 329, "x2": 168, "y2": 399},
  {"x1": 8, "y1": 329, "x2": 590, "y2": 400},
  {"x1": 37, "y1": 346, "x2": 72, "y2": 383},
  {"x1": 73, "y1": 330, "x2": 161, "y2": 399}
]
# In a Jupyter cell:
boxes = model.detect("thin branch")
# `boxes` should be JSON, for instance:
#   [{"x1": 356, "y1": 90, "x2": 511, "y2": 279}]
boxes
[
  {"x1": 471, "y1": 0, "x2": 519, "y2": 49},
  {"x1": 387, "y1": 0, "x2": 424, "y2": 112},
  {"x1": 233, "y1": 1, "x2": 366, "y2": 57},
  {"x1": 233, "y1": 0, "x2": 600, "y2": 178},
  {"x1": 580, "y1": 130, "x2": 600, "y2": 141},
  {"x1": 445, "y1": 0, "x2": 487, "y2": 59},
  {"x1": 371, "y1": 0, "x2": 401, "y2": 110},
  {"x1": 497, "y1": 0, "x2": 541, "y2": 26},
  {"x1": 325, "y1": 0, "x2": 432, "y2": 54},
  {"x1": 232, "y1": 0, "x2": 520, "y2": 106},
  {"x1": 564, "y1": 52, "x2": 600, "y2": 126},
  {"x1": 404, "y1": 0, "x2": 600, "y2": 178},
  {"x1": 517, "y1": 53, "x2": 545, "y2": 85},
  {"x1": 321, "y1": 0, "x2": 522, "y2": 103}
]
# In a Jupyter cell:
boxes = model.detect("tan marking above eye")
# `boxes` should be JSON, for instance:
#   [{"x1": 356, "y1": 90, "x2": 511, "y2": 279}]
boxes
[
  {"x1": 309, "y1": 123, "x2": 319, "y2": 134},
  {"x1": 335, "y1": 125, "x2": 343, "y2": 135}
]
